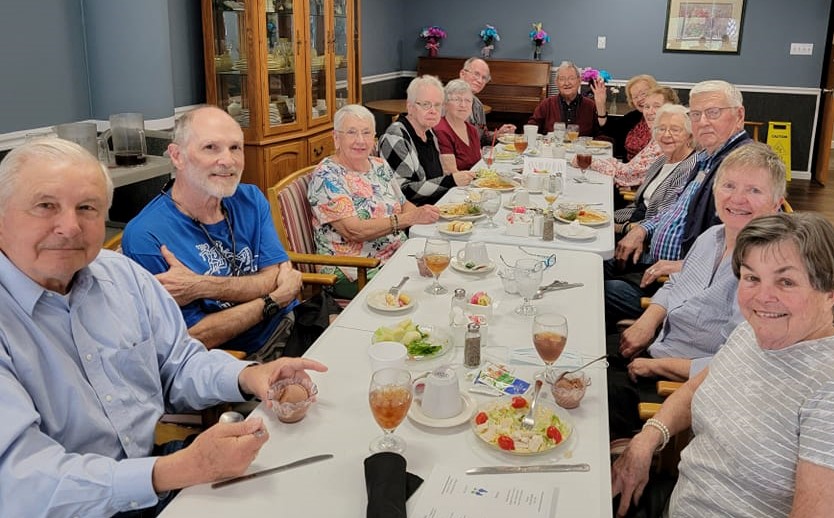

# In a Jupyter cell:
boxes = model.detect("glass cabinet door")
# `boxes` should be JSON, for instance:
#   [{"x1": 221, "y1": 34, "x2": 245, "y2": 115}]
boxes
[
  {"x1": 308, "y1": 0, "x2": 330, "y2": 121},
  {"x1": 265, "y1": 0, "x2": 299, "y2": 129},
  {"x1": 333, "y1": 0, "x2": 350, "y2": 108},
  {"x1": 211, "y1": 2, "x2": 249, "y2": 128}
]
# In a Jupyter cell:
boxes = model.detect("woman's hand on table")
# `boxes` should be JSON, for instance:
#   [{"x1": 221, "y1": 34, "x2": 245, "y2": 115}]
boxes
[
  {"x1": 237, "y1": 357, "x2": 328, "y2": 402},
  {"x1": 611, "y1": 428, "x2": 661, "y2": 517},
  {"x1": 452, "y1": 170, "x2": 476, "y2": 186},
  {"x1": 640, "y1": 260, "x2": 682, "y2": 287}
]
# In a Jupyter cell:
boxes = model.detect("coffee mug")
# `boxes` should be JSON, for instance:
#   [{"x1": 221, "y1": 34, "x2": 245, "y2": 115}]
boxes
[
  {"x1": 415, "y1": 365, "x2": 462, "y2": 419},
  {"x1": 510, "y1": 189, "x2": 530, "y2": 207},
  {"x1": 456, "y1": 241, "x2": 489, "y2": 265},
  {"x1": 367, "y1": 341, "x2": 407, "y2": 372}
]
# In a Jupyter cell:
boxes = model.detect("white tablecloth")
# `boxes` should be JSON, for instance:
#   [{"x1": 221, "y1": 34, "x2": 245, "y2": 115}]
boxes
[
  {"x1": 161, "y1": 238, "x2": 612, "y2": 518},
  {"x1": 410, "y1": 158, "x2": 616, "y2": 259}
]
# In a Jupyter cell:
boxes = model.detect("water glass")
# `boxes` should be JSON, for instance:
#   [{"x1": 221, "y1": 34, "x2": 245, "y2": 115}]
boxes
[{"x1": 514, "y1": 258, "x2": 543, "y2": 316}]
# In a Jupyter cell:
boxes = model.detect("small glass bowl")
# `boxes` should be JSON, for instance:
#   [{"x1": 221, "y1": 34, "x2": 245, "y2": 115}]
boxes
[
  {"x1": 551, "y1": 372, "x2": 590, "y2": 409},
  {"x1": 267, "y1": 378, "x2": 318, "y2": 423}
]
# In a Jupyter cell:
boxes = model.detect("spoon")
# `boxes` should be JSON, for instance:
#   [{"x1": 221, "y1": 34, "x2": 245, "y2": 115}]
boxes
[
  {"x1": 554, "y1": 354, "x2": 608, "y2": 383},
  {"x1": 521, "y1": 379, "x2": 543, "y2": 430}
]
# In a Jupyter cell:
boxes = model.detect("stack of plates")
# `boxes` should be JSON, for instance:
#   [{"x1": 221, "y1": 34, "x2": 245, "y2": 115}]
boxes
[
  {"x1": 234, "y1": 107, "x2": 282, "y2": 125},
  {"x1": 232, "y1": 59, "x2": 248, "y2": 72}
]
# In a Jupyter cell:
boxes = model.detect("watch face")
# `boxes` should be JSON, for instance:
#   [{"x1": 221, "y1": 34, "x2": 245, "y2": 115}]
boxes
[{"x1": 263, "y1": 296, "x2": 280, "y2": 318}]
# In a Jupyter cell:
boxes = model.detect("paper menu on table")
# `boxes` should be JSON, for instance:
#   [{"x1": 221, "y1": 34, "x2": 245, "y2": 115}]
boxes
[{"x1": 411, "y1": 465, "x2": 558, "y2": 518}]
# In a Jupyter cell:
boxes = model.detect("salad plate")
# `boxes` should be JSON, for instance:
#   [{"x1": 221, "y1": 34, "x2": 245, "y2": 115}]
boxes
[
  {"x1": 471, "y1": 397, "x2": 573, "y2": 455},
  {"x1": 366, "y1": 290, "x2": 415, "y2": 312},
  {"x1": 372, "y1": 321, "x2": 451, "y2": 361}
]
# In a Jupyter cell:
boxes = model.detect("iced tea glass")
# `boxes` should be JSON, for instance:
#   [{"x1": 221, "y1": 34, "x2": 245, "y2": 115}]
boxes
[
  {"x1": 533, "y1": 312, "x2": 568, "y2": 383},
  {"x1": 369, "y1": 368, "x2": 413, "y2": 453}
]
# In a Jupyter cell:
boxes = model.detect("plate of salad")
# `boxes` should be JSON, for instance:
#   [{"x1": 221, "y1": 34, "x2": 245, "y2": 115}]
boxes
[
  {"x1": 471, "y1": 396, "x2": 573, "y2": 455},
  {"x1": 372, "y1": 319, "x2": 451, "y2": 361}
]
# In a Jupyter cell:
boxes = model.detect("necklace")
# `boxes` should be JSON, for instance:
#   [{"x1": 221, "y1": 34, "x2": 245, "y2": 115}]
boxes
[{"x1": 160, "y1": 183, "x2": 241, "y2": 276}]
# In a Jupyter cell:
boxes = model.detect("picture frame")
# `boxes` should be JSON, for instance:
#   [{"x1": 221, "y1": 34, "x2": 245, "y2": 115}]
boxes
[{"x1": 662, "y1": 0, "x2": 746, "y2": 54}]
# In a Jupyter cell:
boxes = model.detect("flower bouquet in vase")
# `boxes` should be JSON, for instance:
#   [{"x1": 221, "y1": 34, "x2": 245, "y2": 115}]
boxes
[
  {"x1": 529, "y1": 22, "x2": 550, "y2": 60},
  {"x1": 479, "y1": 24, "x2": 500, "y2": 58},
  {"x1": 420, "y1": 25, "x2": 447, "y2": 57}
]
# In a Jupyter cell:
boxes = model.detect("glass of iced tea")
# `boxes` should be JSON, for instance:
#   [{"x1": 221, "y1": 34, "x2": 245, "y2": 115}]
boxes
[
  {"x1": 513, "y1": 135, "x2": 529, "y2": 154},
  {"x1": 575, "y1": 143, "x2": 593, "y2": 181},
  {"x1": 423, "y1": 238, "x2": 451, "y2": 295},
  {"x1": 533, "y1": 312, "x2": 568, "y2": 383},
  {"x1": 369, "y1": 368, "x2": 413, "y2": 453}
]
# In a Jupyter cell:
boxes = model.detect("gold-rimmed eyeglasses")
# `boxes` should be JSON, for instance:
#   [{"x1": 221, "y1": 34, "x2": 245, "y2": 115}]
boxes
[
  {"x1": 653, "y1": 125, "x2": 687, "y2": 136},
  {"x1": 463, "y1": 68, "x2": 491, "y2": 83},
  {"x1": 687, "y1": 106, "x2": 735, "y2": 121},
  {"x1": 413, "y1": 100, "x2": 443, "y2": 111}
]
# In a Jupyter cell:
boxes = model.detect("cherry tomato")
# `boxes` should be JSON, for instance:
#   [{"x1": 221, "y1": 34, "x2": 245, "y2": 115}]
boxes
[
  {"x1": 475, "y1": 412, "x2": 488, "y2": 425},
  {"x1": 497, "y1": 435, "x2": 515, "y2": 450},
  {"x1": 511, "y1": 396, "x2": 528, "y2": 409},
  {"x1": 546, "y1": 425, "x2": 563, "y2": 443}
]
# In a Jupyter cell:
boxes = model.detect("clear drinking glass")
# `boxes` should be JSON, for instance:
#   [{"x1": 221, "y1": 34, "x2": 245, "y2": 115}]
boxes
[
  {"x1": 553, "y1": 122, "x2": 566, "y2": 144},
  {"x1": 532, "y1": 312, "x2": 568, "y2": 383},
  {"x1": 575, "y1": 143, "x2": 592, "y2": 181},
  {"x1": 423, "y1": 238, "x2": 451, "y2": 295},
  {"x1": 368, "y1": 368, "x2": 412, "y2": 453},
  {"x1": 514, "y1": 258, "x2": 543, "y2": 316},
  {"x1": 479, "y1": 189, "x2": 501, "y2": 228},
  {"x1": 565, "y1": 124, "x2": 580, "y2": 143},
  {"x1": 481, "y1": 146, "x2": 495, "y2": 168}
]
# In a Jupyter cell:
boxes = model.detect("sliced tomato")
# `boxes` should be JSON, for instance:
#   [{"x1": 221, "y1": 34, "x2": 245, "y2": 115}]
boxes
[
  {"x1": 546, "y1": 425, "x2": 563, "y2": 443},
  {"x1": 474, "y1": 411, "x2": 488, "y2": 425},
  {"x1": 511, "y1": 396, "x2": 528, "y2": 409},
  {"x1": 497, "y1": 435, "x2": 515, "y2": 450}
]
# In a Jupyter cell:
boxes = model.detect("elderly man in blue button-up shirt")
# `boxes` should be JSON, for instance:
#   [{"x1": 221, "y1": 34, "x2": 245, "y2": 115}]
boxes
[{"x1": 0, "y1": 139, "x2": 327, "y2": 517}]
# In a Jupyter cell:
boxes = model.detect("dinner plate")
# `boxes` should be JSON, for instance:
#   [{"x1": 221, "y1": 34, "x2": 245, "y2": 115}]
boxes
[
  {"x1": 409, "y1": 392, "x2": 476, "y2": 428},
  {"x1": 554, "y1": 209, "x2": 611, "y2": 227},
  {"x1": 450, "y1": 258, "x2": 496, "y2": 274},
  {"x1": 366, "y1": 290, "x2": 415, "y2": 312},
  {"x1": 556, "y1": 223, "x2": 597, "y2": 240},
  {"x1": 372, "y1": 324, "x2": 452, "y2": 361},
  {"x1": 497, "y1": 135, "x2": 516, "y2": 145},
  {"x1": 437, "y1": 203, "x2": 486, "y2": 221},
  {"x1": 471, "y1": 397, "x2": 573, "y2": 456},
  {"x1": 473, "y1": 178, "x2": 519, "y2": 192}
]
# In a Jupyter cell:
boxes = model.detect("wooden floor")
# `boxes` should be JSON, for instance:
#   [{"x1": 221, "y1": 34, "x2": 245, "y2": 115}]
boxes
[{"x1": 786, "y1": 156, "x2": 834, "y2": 223}]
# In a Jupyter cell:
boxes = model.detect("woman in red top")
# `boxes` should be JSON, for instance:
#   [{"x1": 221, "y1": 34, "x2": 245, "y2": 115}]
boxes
[
  {"x1": 592, "y1": 74, "x2": 658, "y2": 161},
  {"x1": 435, "y1": 79, "x2": 482, "y2": 172}
]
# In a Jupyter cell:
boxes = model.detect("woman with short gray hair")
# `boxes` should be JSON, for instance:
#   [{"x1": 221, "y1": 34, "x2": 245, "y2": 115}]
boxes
[{"x1": 434, "y1": 79, "x2": 482, "y2": 173}]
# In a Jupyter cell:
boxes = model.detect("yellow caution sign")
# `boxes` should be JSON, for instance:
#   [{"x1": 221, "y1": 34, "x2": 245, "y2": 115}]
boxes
[{"x1": 767, "y1": 122, "x2": 791, "y2": 181}]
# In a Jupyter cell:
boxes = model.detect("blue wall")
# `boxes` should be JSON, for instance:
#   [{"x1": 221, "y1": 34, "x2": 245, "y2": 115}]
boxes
[{"x1": 393, "y1": 0, "x2": 831, "y2": 87}]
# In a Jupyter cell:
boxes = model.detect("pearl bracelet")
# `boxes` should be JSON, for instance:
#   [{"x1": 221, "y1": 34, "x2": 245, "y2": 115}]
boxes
[{"x1": 642, "y1": 418, "x2": 670, "y2": 452}]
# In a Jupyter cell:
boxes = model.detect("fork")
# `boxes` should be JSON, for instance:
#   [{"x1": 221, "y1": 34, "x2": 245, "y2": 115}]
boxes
[
  {"x1": 521, "y1": 379, "x2": 543, "y2": 430},
  {"x1": 387, "y1": 276, "x2": 409, "y2": 300}
]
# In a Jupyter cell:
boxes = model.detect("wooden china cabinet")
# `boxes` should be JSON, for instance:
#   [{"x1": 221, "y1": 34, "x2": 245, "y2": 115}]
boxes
[{"x1": 201, "y1": 0, "x2": 361, "y2": 193}]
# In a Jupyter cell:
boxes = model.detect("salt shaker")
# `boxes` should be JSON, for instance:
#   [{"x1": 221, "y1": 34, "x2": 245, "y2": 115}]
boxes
[
  {"x1": 450, "y1": 288, "x2": 467, "y2": 325},
  {"x1": 464, "y1": 322, "x2": 482, "y2": 368}
]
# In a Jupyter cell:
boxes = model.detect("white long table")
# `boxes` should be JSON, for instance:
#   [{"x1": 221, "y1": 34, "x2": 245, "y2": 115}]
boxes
[
  {"x1": 410, "y1": 159, "x2": 616, "y2": 259},
  {"x1": 161, "y1": 239, "x2": 612, "y2": 518}
]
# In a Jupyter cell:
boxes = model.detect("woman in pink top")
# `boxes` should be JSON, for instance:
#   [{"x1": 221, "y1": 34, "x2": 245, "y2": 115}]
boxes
[{"x1": 434, "y1": 79, "x2": 482, "y2": 172}]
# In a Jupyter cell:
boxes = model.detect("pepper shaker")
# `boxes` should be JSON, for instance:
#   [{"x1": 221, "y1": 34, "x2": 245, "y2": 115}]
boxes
[{"x1": 464, "y1": 322, "x2": 482, "y2": 368}]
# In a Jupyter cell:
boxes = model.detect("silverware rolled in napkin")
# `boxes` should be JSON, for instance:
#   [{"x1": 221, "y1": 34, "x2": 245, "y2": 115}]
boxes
[
  {"x1": 466, "y1": 463, "x2": 590, "y2": 475},
  {"x1": 211, "y1": 454, "x2": 334, "y2": 489}
]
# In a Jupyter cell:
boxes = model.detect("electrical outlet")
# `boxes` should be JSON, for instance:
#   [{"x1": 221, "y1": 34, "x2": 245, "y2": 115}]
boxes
[
  {"x1": 597, "y1": 36, "x2": 606, "y2": 49},
  {"x1": 790, "y1": 43, "x2": 813, "y2": 55}
]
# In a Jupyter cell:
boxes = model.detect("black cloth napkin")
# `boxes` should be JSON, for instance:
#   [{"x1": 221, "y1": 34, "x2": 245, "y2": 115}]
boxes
[{"x1": 364, "y1": 452, "x2": 423, "y2": 518}]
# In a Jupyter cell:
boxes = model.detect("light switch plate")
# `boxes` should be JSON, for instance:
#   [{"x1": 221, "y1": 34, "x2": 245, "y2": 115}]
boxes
[
  {"x1": 790, "y1": 43, "x2": 813, "y2": 55},
  {"x1": 597, "y1": 36, "x2": 606, "y2": 49}
]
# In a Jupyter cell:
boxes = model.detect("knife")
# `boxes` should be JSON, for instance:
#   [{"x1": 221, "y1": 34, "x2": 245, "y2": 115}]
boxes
[
  {"x1": 211, "y1": 454, "x2": 334, "y2": 489},
  {"x1": 466, "y1": 463, "x2": 590, "y2": 475}
]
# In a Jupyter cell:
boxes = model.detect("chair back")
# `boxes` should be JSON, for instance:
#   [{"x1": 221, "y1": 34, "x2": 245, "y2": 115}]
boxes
[{"x1": 267, "y1": 165, "x2": 318, "y2": 273}]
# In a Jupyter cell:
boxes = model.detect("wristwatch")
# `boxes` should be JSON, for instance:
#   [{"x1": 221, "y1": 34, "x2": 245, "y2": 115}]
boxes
[{"x1": 262, "y1": 295, "x2": 281, "y2": 320}]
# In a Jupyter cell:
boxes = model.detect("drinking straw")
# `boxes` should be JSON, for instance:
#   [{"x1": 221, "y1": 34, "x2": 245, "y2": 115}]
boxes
[{"x1": 489, "y1": 131, "x2": 497, "y2": 165}]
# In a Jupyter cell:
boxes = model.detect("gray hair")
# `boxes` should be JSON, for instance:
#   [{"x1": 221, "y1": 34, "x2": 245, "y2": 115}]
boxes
[
  {"x1": 0, "y1": 138, "x2": 114, "y2": 211},
  {"x1": 444, "y1": 79, "x2": 472, "y2": 98},
  {"x1": 171, "y1": 104, "x2": 214, "y2": 146},
  {"x1": 690, "y1": 80, "x2": 743, "y2": 108},
  {"x1": 406, "y1": 75, "x2": 444, "y2": 104},
  {"x1": 462, "y1": 57, "x2": 489, "y2": 73},
  {"x1": 733, "y1": 212, "x2": 834, "y2": 294},
  {"x1": 714, "y1": 142, "x2": 786, "y2": 202},
  {"x1": 653, "y1": 104, "x2": 692, "y2": 135},
  {"x1": 555, "y1": 61, "x2": 580, "y2": 79},
  {"x1": 334, "y1": 104, "x2": 376, "y2": 134}
]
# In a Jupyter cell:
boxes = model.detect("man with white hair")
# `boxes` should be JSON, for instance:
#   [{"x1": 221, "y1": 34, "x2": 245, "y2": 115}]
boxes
[
  {"x1": 0, "y1": 138, "x2": 327, "y2": 516},
  {"x1": 527, "y1": 60, "x2": 604, "y2": 135},
  {"x1": 458, "y1": 57, "x2": 515, "y2": 144}
]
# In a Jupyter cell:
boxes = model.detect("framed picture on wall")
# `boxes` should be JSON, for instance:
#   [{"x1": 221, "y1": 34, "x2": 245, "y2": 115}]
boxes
[{"x1": 662, "y1": 0, "x2": 746, "y2": 54}]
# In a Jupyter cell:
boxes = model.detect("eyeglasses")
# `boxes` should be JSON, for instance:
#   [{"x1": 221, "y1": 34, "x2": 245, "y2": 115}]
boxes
[
  {"x1": 653, "y1": 125, "x2": 687, "y2": 136},
  {"x1": 336, "y1": 129, "x2": 374, "y2": 140},
  {"x1": 687, "y1": 106, "x2": 735, "y2": 121},
  {"x1": 518, "y1": 247, "x2": 557, "y2": 269},
  {"x1": 463, "y1": 68, "x2": 491, "y2": 83},
  {"x1": 447, "y1": 96, "x2": 473, "y2": 105},
  {"x1": 413, "y1": 100, "x2": 443, "y2": 111},
  {"x1": 556, "y1": 76, "x2": 579, "y2": 83}
]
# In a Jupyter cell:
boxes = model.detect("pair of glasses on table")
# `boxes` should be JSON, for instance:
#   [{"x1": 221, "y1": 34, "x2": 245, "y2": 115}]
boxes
[{"x1": 500, "y1": 248, "x2": 557, "y2": 271}]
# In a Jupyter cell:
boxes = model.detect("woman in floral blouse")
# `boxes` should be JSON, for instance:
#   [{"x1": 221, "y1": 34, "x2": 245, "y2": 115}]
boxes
[{"x1": 308, "y1": 104, "x2": 440, "y2": 298}]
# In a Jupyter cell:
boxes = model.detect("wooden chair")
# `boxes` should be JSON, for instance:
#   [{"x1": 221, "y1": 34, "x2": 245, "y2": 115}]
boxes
[{"x1": 266, "y1": 165, "x2": 380, "y2": 293}]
